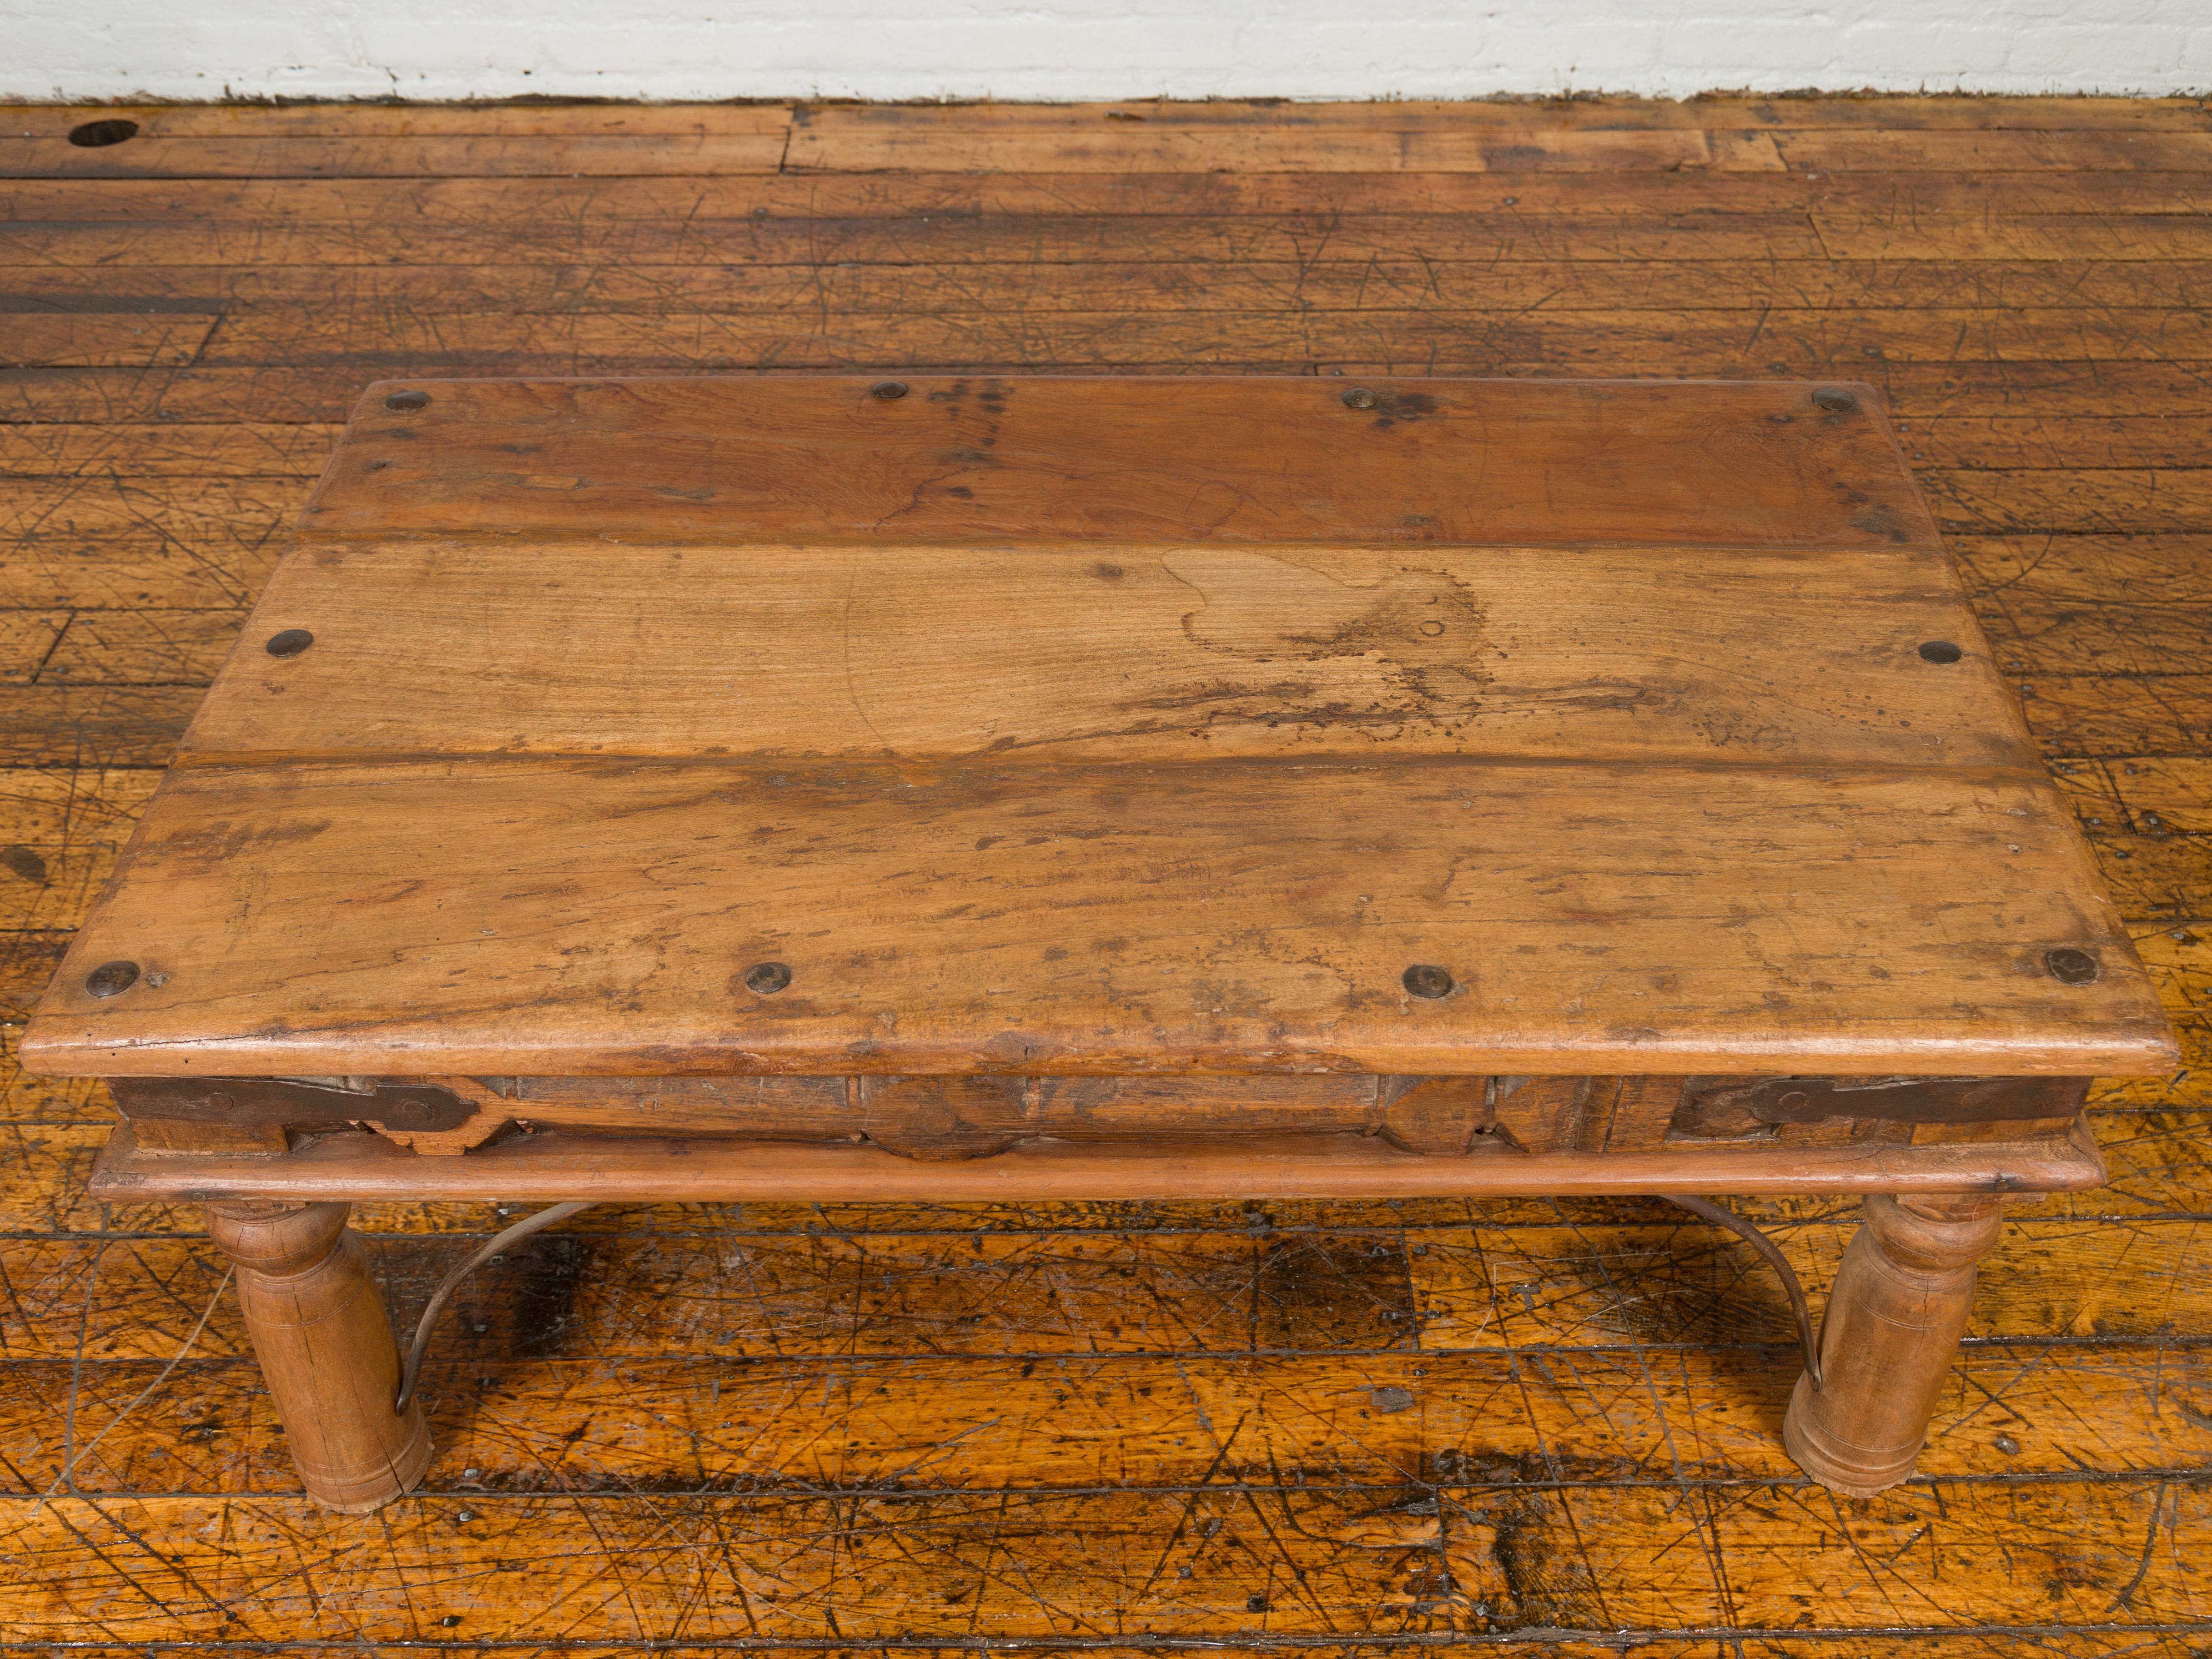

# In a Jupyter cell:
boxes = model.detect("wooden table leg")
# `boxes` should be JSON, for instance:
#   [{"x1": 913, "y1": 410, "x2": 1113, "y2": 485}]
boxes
[
  {"x1": 1783, "y1": 1191, "x2": 2003, "y2": 1497},
  {"x1": 206, "y1": 1200, "x2": 432, "y2": 1513}
]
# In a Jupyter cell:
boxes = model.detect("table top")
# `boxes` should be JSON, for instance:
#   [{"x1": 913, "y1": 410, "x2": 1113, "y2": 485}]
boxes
[{"x1": 25, "y1": 375, "x2": 2175, "y2": 1081}]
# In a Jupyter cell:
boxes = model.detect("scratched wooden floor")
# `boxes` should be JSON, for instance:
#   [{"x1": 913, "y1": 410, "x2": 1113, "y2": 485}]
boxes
[{"x1": 1, "y1": 96, "x2": 2210, "y2": 1655}]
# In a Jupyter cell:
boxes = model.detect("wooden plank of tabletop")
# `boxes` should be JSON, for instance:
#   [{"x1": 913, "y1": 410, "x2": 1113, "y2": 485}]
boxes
[
  {"x1": 192, "y1": 540, "x2": 2015, "y2": 769},
  {"x1": 13, "y1": 534, "x2": 2200, "y2": 696},
  {"x1": 298, "y1": 375, "x2": 1940, "y2": 549},
  {"x1": 25, "y1": 754, "x2": 2170, "y2": 1078}
]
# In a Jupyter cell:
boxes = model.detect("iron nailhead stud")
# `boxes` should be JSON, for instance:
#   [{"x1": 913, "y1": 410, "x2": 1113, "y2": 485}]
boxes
[
  {"x1": 384, "y1": 389, "x2": 430, "y2": 412},
  {"x1": 1342, "y1": 388, "x2": 1379, "y2": 410},
  {"x1": 1917, "y1": 640, "x2": 1963, "y2": 664},
  {"x1": 265, "y1": 628, "x2": 314, "y2": 658},
  {"x1": 1403, "y1": 964, "x2": 1454, "y2": 1000},
  {"x1": 2043, "y1": 947, "x2": 2101, "y2": 986},
  {"x1": 85, "y1": 960, "x2": 139, "y2": 998},
  {"x1": 744, "y1": 961, "x2": 793, "y2": 995},
  {"x1": 871, "y1": 380, "x2": 908, "y2": 400},
  {"x1": 1812, "y1": 387, "x2": 1857, "y2": 413}
]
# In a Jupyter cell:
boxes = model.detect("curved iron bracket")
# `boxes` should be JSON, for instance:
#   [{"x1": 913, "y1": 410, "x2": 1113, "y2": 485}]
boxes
[
  {"x1": 1663, "y1": 1194, "x2": 1824, "y2": 1392},
  {"x1": 395, "y1": 1201, "x2": 595, "y2": 1413}
]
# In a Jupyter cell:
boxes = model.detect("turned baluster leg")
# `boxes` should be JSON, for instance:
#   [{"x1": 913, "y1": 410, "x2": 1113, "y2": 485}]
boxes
[
  {"x1": 1783, "y1": 1191, "x2": 2003, "y2": 1497},
  {"x1": 206, "y1": 1200, "x2": 432, "y2": 1513}
]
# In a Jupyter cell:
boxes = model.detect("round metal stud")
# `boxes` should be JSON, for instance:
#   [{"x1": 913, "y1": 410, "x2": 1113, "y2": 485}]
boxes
[
  {"x1": 2043, "y1": 947, "x2": 2101, "y2": 986},
  {"x1": 743, "y1": 961, "x2": 793, "y2": 995},
  {"x1": 1812, "y1": 387, "x2": 1857, "y2": 414},
  {"x1": 265, "y1": 628, "x2": 314, "y2": 658},
  {"x1": 1402, "y1": 964, "x2": 1454, "y2": 1000},
  {"x1": 85, "y1": 960, "x2": 140, "y2": 998},
  {"x1": 1917, "y1": 640, "x2": 1963, "y2": 664},
  {"x1": 67, "y1": 118, "x2": 138, "y2": 149},
  {"x1": 384, "y1": 389, "x2": 430, "y2": 412},
  {"x1": 1342, "y1": 388, "x2": 1380, "y2": 410},
  {"x1": 870, "y1": 380, "x2": 908, "y2": 401}
]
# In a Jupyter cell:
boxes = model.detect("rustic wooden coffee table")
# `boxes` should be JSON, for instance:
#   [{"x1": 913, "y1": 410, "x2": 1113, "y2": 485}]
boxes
[{"x1": 27, "y1": 373, "x2": 2174, "y2": 1513}]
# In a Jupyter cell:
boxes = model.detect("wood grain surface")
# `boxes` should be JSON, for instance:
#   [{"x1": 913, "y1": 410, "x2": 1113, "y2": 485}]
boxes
[
  {"x1": 20, "y1": 364, "x2": 2169, "y2": 1076},
  {"x1": 4, "y1": 94, "x2": 2212, "y2": 1652},
  {"x1": 186, "y1": 540, "x2": 2009, "y2": 764},
  {"x1": 28, "y1": 756, "x2": 2168, "y2": 1077},
  {"x1": 297, "y1": 374, "x2": 1941, "y2": 547}
]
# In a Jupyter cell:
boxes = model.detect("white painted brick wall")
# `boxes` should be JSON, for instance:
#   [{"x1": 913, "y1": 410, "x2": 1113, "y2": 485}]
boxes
[{"x1": 9, "y1": 0, "x2": 2209, "y2": 101}]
